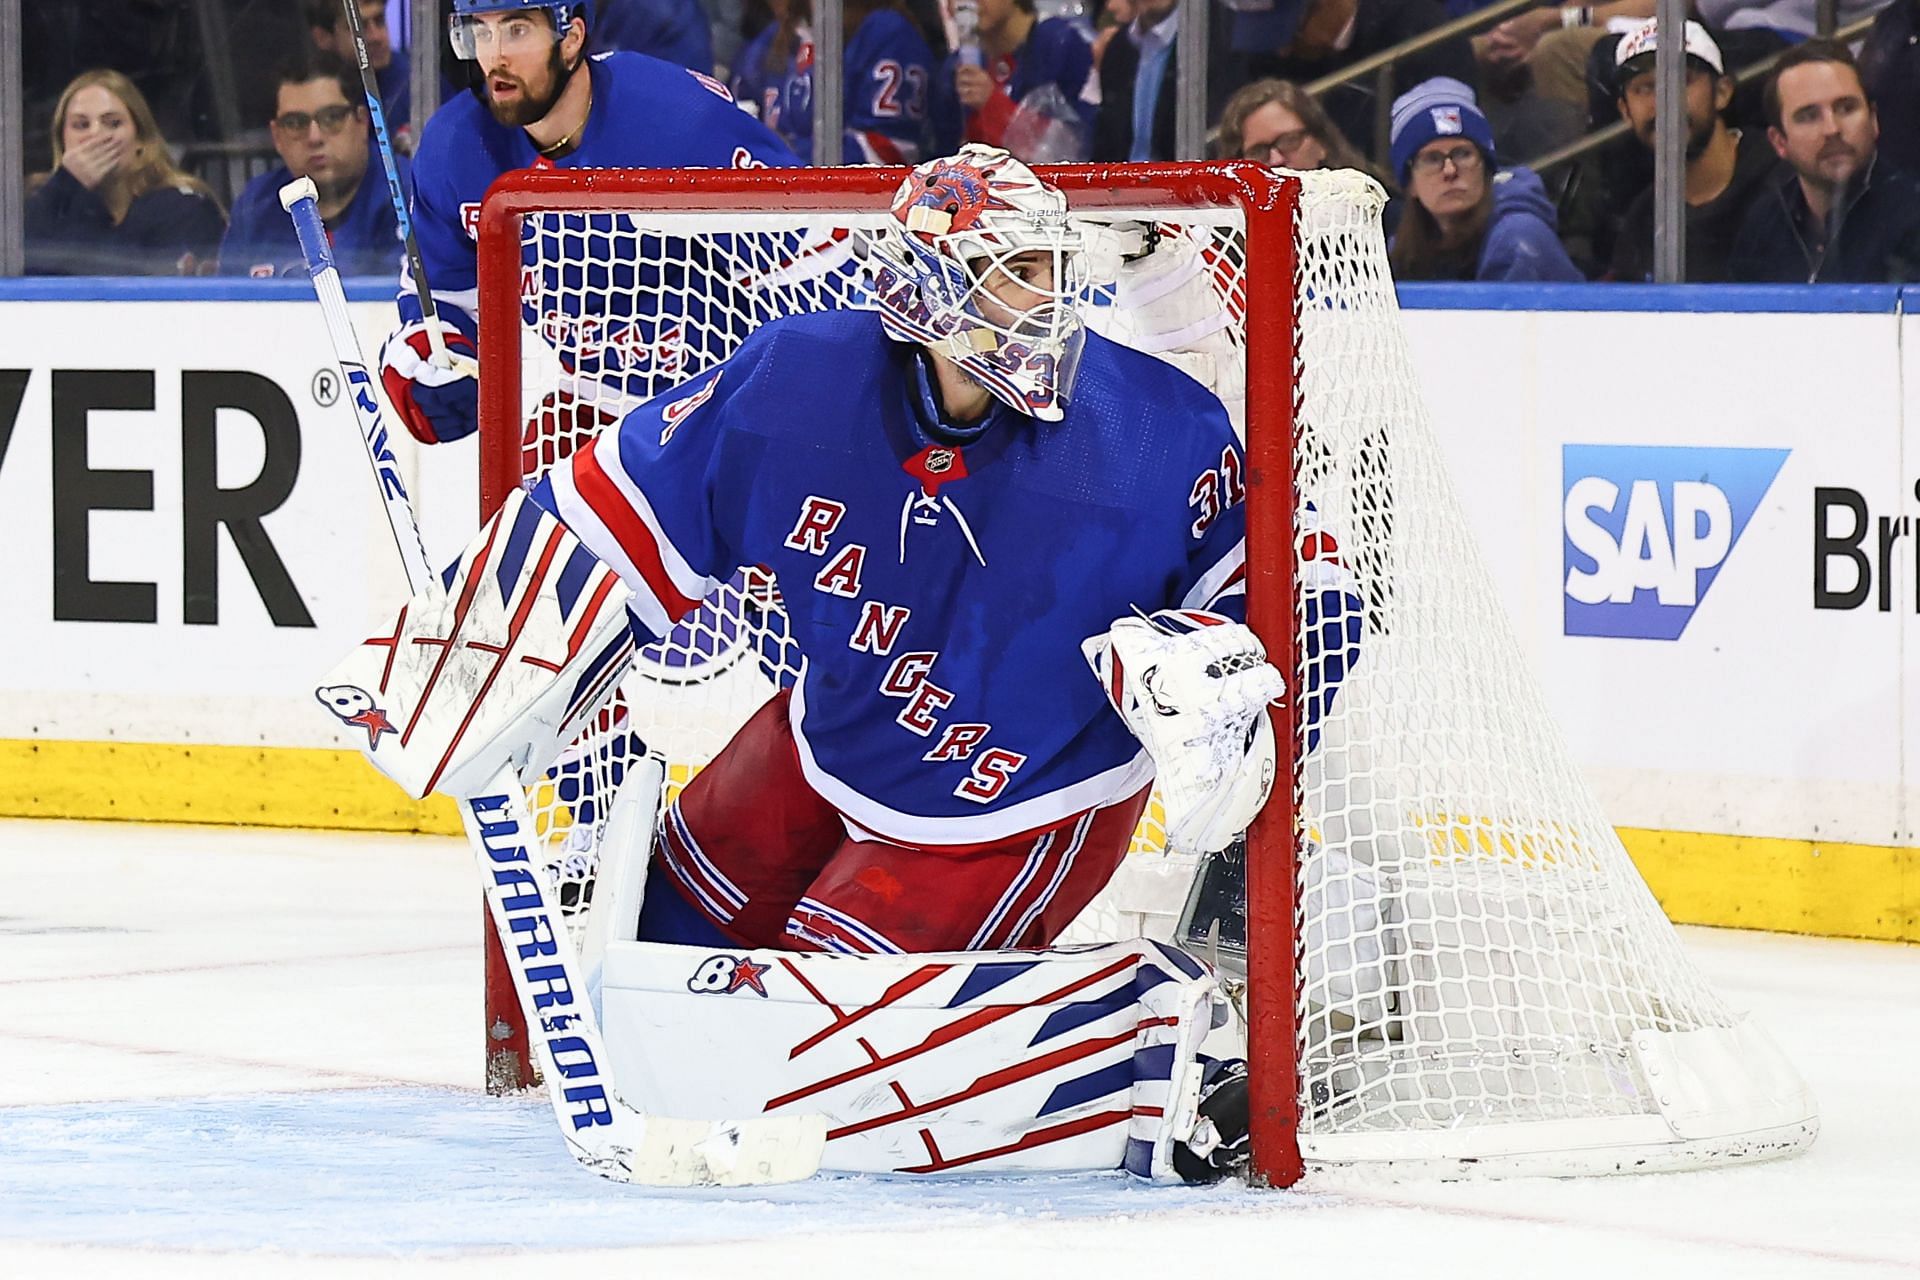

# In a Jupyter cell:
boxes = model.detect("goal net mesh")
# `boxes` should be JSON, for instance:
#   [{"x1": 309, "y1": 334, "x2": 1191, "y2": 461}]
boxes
[{"x1": 486, "y1": 168, "x2": 1746, "y2": 1159}]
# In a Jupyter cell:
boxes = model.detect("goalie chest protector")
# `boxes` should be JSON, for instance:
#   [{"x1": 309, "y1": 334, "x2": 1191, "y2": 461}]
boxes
[{"x1": 542, "y1": 309, "x2": 1249, "y2": 847}]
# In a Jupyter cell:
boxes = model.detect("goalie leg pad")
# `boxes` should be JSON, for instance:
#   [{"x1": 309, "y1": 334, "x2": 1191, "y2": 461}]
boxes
[
  {"x1": 316, "y1": 488, "x2": 636, "y2": 798},
  {"x1": 598, "y1": 937, "x2": 1240, "y2": 1176}
]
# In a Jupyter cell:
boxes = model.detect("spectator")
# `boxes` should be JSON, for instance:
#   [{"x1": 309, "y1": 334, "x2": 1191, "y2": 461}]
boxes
[
  {"x1": 25, "y1": 69, "x2": 226, "y2": 276},
  {"x1": 1091, "y1": 0, "x2": 1240, "y2": 162},
  {"x1": 1236, "y1": 0, "x2": 1476, "y2": 159},
  {"x1": 754, "y1": 0, "x2": 937, "y2": 162},
  {"x1": 218, "y1": 53, "x2": 404, "y2": 279},
  {"x1": 731, "y1": 0, "x2": 790, "y2": 120},
  {"x1": 1214, "y1": 77, "x2": 1392, "y2": 189},
  {"x1": 1386, "y1": 77, "x2": 1583, "y2": 281},
  {"x1": 929, "y1": 0, "x2": 1096, "y2": 160},
  {"x1": 1858, "y1": 0, "x2": 1920, "y2": 177},
  {"x1": 1608, "y1": 19, "x2": 1777, "y2": 283},
  {"x1": 1730, "y1": 39, "x2": 1920, "y2": 283},
  {"x1": 309, "y1": 0, "x2": 412, "y2": 151},
  {"x1": 598, "y1": 0, "x2": 718, "y2": 74}
]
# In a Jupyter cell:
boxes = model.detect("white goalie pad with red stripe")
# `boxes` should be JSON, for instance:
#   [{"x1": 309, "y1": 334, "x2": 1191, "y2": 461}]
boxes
[
  {"x1": 598, "y1": 937, "x2": 1239, "y2": 1178},
  {"x1": 316, "y1": 489, "x2": 636, "y2": 799}
]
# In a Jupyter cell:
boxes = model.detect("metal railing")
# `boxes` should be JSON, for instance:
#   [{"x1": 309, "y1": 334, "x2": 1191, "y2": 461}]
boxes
[{"x1": 1304, "y1": 0, "x2": 1538, "y2": 163}]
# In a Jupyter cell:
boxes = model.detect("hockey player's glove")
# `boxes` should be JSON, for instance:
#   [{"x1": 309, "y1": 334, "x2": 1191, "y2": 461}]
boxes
[
  {"x1": 1082, "y1": 610, "x2": 1286, "y2": 855},
  {"x1": 380, "y1": 314, "x2": 480, "y2": 444},
  {"x1": 1172, "y1": 1057, "x2": 1251, "y2": 1184}
]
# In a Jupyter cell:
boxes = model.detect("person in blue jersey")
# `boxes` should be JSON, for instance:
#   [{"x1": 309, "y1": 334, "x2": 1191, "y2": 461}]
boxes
[
  {"x1": 219, "y1": 53, "x2": 406, "y2": 279},
  {"x1": 334, "y1": 148, "x2": 1359, "y2": 1185},
  {"x1": 379, "y1": 0, "x2": 799, "y2": 448},
  {"x1": 753, "y1": 0, "x2": 936, "y2": 163},
  {"x1": 929, "y1": 0, "x2": 1095, "y2": 160},
  {"x1": 530, "y1": 146, "x2": 1359, "y2": 963},
  {"x1": 354, "y1": 143, "x2": 1358, "y2": 958}
]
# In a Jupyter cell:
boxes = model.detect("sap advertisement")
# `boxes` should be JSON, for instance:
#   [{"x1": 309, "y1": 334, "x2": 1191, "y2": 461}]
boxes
[{"x1": 1401, "y1": 293, "x2": 1919, "y2": 852}]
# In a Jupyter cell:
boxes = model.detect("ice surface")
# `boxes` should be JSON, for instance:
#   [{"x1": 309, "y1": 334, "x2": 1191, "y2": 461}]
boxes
[{"x1": 1, "y1": 818, "x2": 1915, "y2": 1279}]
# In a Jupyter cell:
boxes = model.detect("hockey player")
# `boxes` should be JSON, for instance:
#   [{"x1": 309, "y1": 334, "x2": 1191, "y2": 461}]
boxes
[
  {"x1": 335, "y1": 143, "x2": 1360, "y2": 958},
  {"x1": 380, "y1": 0, "x2": 800, "y2": 448},
  {"x1": 324, "y1": 145, "x2": 1362, "y2": 1182}
]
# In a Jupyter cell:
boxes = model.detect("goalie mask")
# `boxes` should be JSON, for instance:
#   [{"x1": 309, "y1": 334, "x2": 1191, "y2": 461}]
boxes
[{"x1": 872, "y1": 145, "x2": 1088, "y2": 422}]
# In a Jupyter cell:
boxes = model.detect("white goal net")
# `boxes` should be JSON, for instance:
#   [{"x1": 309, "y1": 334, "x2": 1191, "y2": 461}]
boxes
[{"x1": 478, "y1": 165, "x2": 1816, "y2": 1179}]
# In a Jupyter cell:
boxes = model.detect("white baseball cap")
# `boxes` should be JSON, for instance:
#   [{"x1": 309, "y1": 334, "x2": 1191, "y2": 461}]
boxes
[{"x1": 1615, "y1": 17, "x2": 1725, "y2": 76}]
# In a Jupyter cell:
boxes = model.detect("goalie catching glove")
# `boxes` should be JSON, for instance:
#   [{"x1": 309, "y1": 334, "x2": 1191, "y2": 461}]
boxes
[
  {"x1": 315, "y1": 489, "x2": 636, "y2": 799},
  {"x1": 1083, "y1": 610, "x2": 1286, "y2": 854}
]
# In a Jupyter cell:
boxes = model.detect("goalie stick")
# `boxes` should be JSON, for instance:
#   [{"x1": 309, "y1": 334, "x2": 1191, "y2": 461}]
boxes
[{"x1": 278, "y1": 176, "x2": 825, "y2": 1187}]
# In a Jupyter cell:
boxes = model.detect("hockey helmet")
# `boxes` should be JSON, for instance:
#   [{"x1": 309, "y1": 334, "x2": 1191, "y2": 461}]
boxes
[
  {"x1": 448, "y1": 0, "x2": 589, "y2": 60},
  {"x1": 873, "y1": 145, "x2": 1088, "y2": 422}
]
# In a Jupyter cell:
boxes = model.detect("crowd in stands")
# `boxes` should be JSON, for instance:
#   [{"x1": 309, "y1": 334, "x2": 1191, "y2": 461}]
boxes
[{"x1": 15, "y1": 0, "x2": 1920, "y2": 283}]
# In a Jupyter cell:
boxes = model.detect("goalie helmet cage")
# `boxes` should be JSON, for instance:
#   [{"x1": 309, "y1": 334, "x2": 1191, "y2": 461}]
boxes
[{"x1": 473, "y1": 164, "x2": 1817, "y2": 1187}]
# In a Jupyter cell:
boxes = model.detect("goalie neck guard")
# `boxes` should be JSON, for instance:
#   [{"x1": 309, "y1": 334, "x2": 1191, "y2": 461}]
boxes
[{"x1": 871, "y1": 145, "x2": 1088, "y2": 423}]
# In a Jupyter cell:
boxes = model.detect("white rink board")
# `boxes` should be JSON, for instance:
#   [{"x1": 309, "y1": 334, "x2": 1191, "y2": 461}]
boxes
[
  {"x1": 0, "y1": 298, "x2": 477, "y2": 749},
  {"x1": 0, "y1": 292, "x2": 1913, "y2": 849},
  {"x1": 1401, "y1": 300, "x2": 1917, "y2": 848}
]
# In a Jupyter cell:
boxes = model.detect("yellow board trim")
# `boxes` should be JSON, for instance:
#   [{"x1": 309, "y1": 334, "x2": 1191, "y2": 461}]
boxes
[
  {"x1": 2, "y1": 739, "x2": 1913, "y2": 943},
  {"x1": 1620, "y1": 827, "x2": 1917, "y2": 945},
  {"x1": 0, "y1": 738, "x2": 460, "y2": 834}
]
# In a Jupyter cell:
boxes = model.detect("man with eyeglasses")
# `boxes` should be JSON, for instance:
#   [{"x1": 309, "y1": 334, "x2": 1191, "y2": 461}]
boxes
[{"x1": 218, "y1": 52, "x2": 401, "y2": 278}]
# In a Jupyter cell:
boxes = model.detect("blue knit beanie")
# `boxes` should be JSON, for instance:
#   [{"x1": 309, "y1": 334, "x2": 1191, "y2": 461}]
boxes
[{"x1": 1389, "y1": 77, "x2": 1497, "y2": 184}]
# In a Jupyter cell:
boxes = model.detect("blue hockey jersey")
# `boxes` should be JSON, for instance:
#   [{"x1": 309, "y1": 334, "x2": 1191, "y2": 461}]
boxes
[
  {"x1": 400, "y1": 51, "x2": 799, "y2": 398},
  {"x1": 219, "y1": 157, "x2": 407, "y2": 278},
  {"x1": 536, "y1": 310, "x2": 1275, "y2": 847},
  {"x1": 758, "y1": 13, "x2": 935, "y2": 164}
]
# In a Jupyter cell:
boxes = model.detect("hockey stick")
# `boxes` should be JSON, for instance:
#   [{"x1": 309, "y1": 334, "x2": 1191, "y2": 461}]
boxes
[
  {"x1": 278, "y1": 176, "x2": 825, "y2": 1186},
  {"x1": 335, "y1": 0, "x2": 470, "y2": 372}
]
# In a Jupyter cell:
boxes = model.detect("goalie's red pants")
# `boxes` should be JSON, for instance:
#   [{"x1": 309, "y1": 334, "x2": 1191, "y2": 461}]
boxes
[{"x1": 656, "y1": 690, "x2": 1150, "y2": 953}]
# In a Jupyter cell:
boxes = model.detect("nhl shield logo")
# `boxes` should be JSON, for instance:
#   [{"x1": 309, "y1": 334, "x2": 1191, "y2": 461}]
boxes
[{"x1": 925, "y1": 448, "x2": 956, "y2": 475}]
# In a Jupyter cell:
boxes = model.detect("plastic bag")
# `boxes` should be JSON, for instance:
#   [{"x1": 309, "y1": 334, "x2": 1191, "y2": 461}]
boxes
[{"x1": 1002, "y1": 83, "x2": 1090, "y2": 164}]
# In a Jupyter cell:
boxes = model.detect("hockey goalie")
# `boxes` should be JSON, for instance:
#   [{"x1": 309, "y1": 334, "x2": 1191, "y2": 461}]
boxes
[{"x1": 319, "y1": 146, "x2": 1363, "y2": 1181}]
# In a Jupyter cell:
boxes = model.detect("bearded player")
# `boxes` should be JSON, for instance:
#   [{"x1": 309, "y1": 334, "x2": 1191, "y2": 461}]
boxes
[{"x1": 380, "y1": 0, "x2": 800, "y2": 450}]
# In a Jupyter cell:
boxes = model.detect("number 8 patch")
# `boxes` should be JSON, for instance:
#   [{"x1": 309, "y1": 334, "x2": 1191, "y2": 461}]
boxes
[{"x1": 686, "y1": 953, "x2": 772, "y2": 997}]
